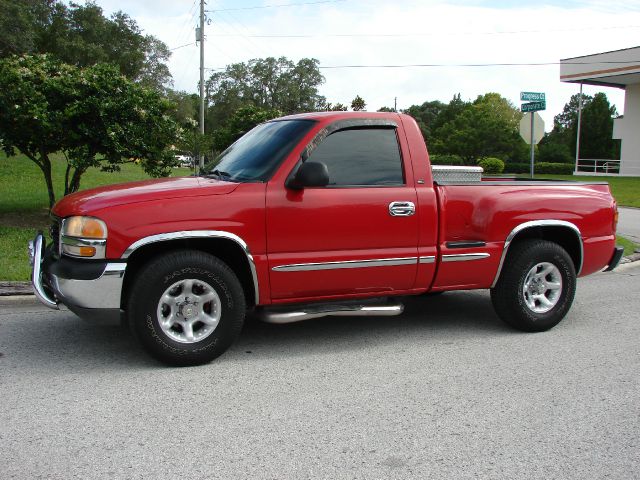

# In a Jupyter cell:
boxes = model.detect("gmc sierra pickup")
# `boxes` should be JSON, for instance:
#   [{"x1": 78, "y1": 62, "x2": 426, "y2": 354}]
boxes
[{"x1": 29, "y1": 111, "x2": 624, "y2": 365}]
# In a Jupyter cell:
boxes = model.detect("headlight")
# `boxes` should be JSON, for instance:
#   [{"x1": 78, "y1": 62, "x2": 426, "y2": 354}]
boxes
[{"x1": 61, "y1": 216, "x2": 107, "y2": 259}]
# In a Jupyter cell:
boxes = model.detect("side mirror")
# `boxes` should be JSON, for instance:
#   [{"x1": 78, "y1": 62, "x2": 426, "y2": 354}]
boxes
[{"x1": 286, "y1": 161, "x2": 330, "y2": 190}]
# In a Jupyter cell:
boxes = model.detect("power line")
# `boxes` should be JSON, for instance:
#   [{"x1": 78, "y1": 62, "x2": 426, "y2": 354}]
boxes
[
  {"x1": 203, "y1": 60, "x2": 640, "y2": 71},
  {"x1": 170, "y1": 41, "x2": 197, "y2": 51},
  {"x1": 206, "y1": 24, "x2": 640, "y2": 38},
  {"x1": 319, "y1": 60, "x2": 640, "y2": 69},
  {"x1": 216, "y1": 11, "x2": 271, "y2": 57},
  {"x1": 205, "y1": 0, "x2": 347, "y2": 12}
]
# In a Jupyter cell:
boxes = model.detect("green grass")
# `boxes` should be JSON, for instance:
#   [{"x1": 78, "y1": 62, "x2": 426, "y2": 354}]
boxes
[
  {"x1": 0, "y1": 226, "x2": 34, "y2": 281},
  {"x1": 0, "y1": 152, "x2": 179, "y2": 216},
  {"x1": 0, "y1": 152, "x2": 190, "y2": 227},
  {"x1": 532, "y1": 174, "x2": 640, "y2": 208},
  {"x1": 0, "y1": 152, "x2": 190, "y2": 281},
  {"x1": 617, "y1": 235, "x2": 639, "y2": 256}
]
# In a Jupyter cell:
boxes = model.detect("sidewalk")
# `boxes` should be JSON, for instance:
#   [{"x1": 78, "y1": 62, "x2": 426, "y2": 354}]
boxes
[{"x1": 618, "y1": 207, "x2": 640, "y2": 245}]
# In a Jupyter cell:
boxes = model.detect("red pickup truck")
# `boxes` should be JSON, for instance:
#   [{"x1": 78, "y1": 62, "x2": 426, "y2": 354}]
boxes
[{"x1": 29, "y1": 111, "x2": 623, "y2": 365}]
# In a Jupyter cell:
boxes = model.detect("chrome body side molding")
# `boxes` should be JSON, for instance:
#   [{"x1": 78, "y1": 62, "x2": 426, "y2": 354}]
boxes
[
  {"x1": 122, "y1": 230, "x2": 260, "y2": 304},
  {"x1": 490, "y1": 220, "x2": 583, "y2": 288},
  {"x1": 419, "y1": 256, "x2": 436, "y2": 264},
  {"x1": 441, "y1": 253, "x2": 490, "y2": 262},
  {"x1": 272, "y1": 257, "x2": 418, "y2": 272}
]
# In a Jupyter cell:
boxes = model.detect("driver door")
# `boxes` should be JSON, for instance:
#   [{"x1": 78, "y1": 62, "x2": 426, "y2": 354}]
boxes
[{"x1": 266, "y1": 125, "x2": 419, "y2": 300}]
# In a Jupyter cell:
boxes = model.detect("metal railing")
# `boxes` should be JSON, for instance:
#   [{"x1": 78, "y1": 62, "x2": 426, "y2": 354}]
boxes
[{"x1": 576, "y1": 159, "x2": 621, "y2": 174}]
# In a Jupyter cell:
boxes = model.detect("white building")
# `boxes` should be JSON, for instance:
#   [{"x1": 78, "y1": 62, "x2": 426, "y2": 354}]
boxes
[{"x1": 560, "y1": 46, "x2": 640, "y2": 176}]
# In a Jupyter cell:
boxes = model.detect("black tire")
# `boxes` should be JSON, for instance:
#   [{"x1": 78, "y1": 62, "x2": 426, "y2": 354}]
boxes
[
  {"x1": 127, "y1": 250, "x2": 246, "y2": 366},
  {"x1": 490, "y1": 239, "x2": 576, "y2": 332}
]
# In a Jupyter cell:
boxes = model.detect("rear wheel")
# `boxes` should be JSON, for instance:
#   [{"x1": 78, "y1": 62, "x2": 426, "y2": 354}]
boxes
[
  {"x1": 491, "y1": 240, "x2": 576, "y2": 332},
  {"x1": 127, "y1": 250, "x2": 246, "y2": 366}
]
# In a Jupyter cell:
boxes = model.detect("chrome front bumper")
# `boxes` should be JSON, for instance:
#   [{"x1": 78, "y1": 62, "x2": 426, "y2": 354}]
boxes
[
  {"x1": 28, "y1": 233, "x2": 59, "y2": 309},
  {"x1": 29, "y1": 233, "x2": 126, "y2": 314}
]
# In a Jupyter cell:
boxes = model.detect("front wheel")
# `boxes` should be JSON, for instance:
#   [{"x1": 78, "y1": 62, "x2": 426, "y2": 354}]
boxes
[
  {"x1": 491, "y1": 240, "x2": 576, "y2": 332},
  {"x1": 127, "y1": 250, "x2": 246, "y2": 366}
]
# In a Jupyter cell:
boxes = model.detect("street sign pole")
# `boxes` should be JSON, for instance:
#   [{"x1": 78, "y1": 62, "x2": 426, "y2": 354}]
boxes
[
  {"x1": 520, "y1": 92, "x2": 546, "y2": 179},
  {"x1": 530, "y1": 113, "x2": 535, "y2": 178}
]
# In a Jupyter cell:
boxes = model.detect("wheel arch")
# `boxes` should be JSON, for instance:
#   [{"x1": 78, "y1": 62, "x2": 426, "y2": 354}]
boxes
[
  {"x1": 120, "y1": 231, "x2": 259, "y2": 309},
  {"x1": 491, "y1": 220, "x2": 583, "y2": 288}
]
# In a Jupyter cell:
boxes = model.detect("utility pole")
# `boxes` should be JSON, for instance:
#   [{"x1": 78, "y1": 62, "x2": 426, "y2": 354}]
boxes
[
  {"x1": 394, "y1": 97, "x2": 397, "y2": 112},
  {"x1": 198, "y1": 0, "x2": 205, "y2": 171}
]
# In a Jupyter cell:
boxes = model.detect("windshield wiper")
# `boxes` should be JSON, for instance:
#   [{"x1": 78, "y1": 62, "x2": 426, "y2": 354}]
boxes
[{"x1": 203, "y1": 169, "x2": 233, "y2": 181}]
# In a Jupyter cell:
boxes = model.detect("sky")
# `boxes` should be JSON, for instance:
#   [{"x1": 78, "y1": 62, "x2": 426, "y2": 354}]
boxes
[{"x1": 96, "y1": 0, "x2": 640, "y2": 130}]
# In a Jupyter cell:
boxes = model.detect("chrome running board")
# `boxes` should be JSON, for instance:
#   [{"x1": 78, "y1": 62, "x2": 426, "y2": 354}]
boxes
[{"x1": 260, "y1": 300, "x2": 404, "y2": 324}]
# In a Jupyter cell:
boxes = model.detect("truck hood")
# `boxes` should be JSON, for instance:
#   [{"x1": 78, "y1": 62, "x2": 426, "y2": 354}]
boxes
[{"x1": 52, "y1": 176, "x2": 239, "y2": 217}]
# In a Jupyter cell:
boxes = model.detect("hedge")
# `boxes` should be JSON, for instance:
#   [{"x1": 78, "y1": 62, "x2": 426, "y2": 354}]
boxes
[{"x1": 504, "y1": 162, "x2": 574, "y2": 175}]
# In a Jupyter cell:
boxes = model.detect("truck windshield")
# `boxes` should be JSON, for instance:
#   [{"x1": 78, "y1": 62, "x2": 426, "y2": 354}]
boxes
[{"x1": 204, "y1": 119, "x2": 315, "y2": 182}]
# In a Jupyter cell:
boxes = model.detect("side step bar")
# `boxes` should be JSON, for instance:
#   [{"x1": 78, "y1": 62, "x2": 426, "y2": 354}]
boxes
[{"x1": 260, "y1": 300, "x2": 404, "y2": 324}]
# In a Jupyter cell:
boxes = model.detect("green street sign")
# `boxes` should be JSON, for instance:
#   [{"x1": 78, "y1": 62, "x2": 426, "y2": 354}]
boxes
[
  {"x1": 521, "y1": 101, "x2": 546, "y2": 112},
  {"x1": 521, "y1": 92, "x2": 545, "y2": 101}
]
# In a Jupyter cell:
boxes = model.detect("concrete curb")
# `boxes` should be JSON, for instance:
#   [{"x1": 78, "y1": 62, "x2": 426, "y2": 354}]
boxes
[
  {"x1": 621, "y1": 252, "x2": 640, "y2": 264},
  {"x1": 0, "y1": 294, "x2": 40, "y2": 306},
  {"x1": 0, "y1": 282, "x2": 32, "y2": 297}
]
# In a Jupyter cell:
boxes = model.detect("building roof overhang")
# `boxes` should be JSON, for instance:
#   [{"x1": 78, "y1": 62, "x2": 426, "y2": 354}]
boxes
[{"x1": 560, "y1": 46, "x2": 640, "y2": 89}]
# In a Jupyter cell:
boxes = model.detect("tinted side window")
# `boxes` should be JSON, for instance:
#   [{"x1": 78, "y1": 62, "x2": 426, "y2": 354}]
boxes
[{"x1": 307, "y1": 128, "x2": 404, "y2": 186}]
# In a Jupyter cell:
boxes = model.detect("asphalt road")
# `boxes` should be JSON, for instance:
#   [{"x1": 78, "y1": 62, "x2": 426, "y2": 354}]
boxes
[
  {"x1": 618, "y1": 207, "x2": 640, "y2": 244},
  {"x1": 1, "y1": 262, "x2": 639, "y2": 480}
]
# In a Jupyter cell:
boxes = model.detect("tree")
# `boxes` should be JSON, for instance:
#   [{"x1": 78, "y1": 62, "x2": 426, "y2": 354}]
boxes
[
  {"x1": 403, "y1": 100, "x2": 446, "y2": 141},
  {"x1": 430, "y1": 93, "x2": 523, "y2": 165},
  {"x1": 543, "y1": 92, "x2": 618, "y2": 160},
  {"x1": 178, "y1": 131, "x2": 212, "y2": 169},
  {"x1": 0, "y1": 0, "x2": 172, "y2": 91},
  {"x1": 205, "y1": 57, "x2": 325, "y2": 129},
  {"x1": 321, "y1": 102, "x2": 348, "y2": 111},
  {"x1": 0, "y1": 0, "x2": 40, "y2": 56},
  {"x1": 546, "y1": 92, "x2": 592, "y2": 159},
  {"x1": 167, "y1": 90, "x2": 199, "y2": 128},
  {"x1": 580, "y1": 92, "x2": 619, "y2": 159},
  {"x1": 211, "y1": 105, "x2": 283, "y2": 152},
  {"x1": 350, "y1": 95, "x2": 366, "y2": 111},
  {"x1": 0, "y1": 55, "x2": 180, "y2": 207},
  {"x1": 537, "y1": 140, "x2": 573, "y2": 164}
]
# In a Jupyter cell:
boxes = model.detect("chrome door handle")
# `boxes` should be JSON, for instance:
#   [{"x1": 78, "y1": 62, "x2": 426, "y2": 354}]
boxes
[{"x1": 389, "y1": 201, "x2": 415, "y2": 217}]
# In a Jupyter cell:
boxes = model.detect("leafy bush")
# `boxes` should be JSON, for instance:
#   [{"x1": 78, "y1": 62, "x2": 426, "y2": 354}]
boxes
[
  {"x1": 429, "y1": 154, "x2": 463, "y2": 165},
  {"x1": 478, "y1": 157, "x2": 505, "y2": 174}
]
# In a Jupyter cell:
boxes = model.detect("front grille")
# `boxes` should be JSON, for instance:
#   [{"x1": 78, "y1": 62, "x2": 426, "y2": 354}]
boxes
[{"x1": 50, "y1": 216, "x2": 61, "y2": 257}]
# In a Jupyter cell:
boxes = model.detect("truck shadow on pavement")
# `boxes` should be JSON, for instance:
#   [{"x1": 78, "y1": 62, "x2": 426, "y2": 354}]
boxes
[
  {"x1": 1, "y1": 290, "x2": 514, "y2": 370},
  {"x1": 233, "y1": 290, "x2": 511, "y2": 361}
]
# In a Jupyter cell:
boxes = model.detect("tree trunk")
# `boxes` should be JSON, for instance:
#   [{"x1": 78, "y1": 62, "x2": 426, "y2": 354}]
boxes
[
  {"x1": 64, "y1": 161, "x2": 72, "y2": 196},
  {"x1": 68, "y1": 166, "x2": 86, "y2": 194},
  {"x1": 28, "y1": 152, "x2": 56, "y2": 209}
]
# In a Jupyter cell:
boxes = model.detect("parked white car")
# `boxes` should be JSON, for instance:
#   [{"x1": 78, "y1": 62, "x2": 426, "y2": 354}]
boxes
[{"x1": 174, "y1": 154, "x2": 193, "y2": 168}]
